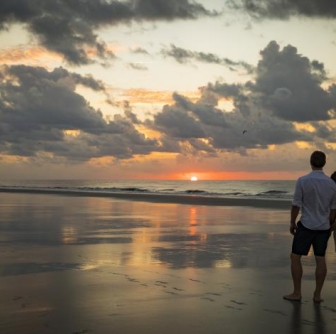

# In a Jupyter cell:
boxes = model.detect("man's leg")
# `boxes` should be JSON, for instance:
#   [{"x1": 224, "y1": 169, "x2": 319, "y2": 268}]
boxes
[
  {"x1": 283, "y1": 253, "x2": 302, "y2": 301},
  {"x1": 314, "y1": 256, "x2": 327, "y2": 303}
]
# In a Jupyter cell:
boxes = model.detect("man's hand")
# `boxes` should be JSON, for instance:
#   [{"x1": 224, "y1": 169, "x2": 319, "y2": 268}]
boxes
[
  {"x1": 290, "y1": 222, "x2": 297, "y2": 235},
  {"x1": 290, "y1": 205, "x2": 300, "y2": 235}
]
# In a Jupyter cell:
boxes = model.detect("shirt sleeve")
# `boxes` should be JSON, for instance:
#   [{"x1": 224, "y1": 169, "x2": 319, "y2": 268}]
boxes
[{"x1": 292, "y1": 178, "x2": 302, "y2": 207}]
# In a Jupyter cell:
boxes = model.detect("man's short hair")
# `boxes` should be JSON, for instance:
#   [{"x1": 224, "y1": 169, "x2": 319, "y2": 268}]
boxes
[{"x1": 310, "y1": 151, "x2": 326, "y2": 168}]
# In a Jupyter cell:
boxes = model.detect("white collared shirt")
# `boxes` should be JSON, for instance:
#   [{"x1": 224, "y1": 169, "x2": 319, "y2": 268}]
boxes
[{"x1": 292, "y1": 170, "x2": 336, "y2": 230}]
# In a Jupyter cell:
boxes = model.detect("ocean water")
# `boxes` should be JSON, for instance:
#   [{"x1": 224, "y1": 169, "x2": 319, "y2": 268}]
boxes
[{"x1": 0, "y1": 179, "x2": 295, "y2": 200}]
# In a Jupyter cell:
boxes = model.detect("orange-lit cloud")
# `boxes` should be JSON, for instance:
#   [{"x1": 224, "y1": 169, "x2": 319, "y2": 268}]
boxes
[
  {"x1": 0, "y1": 46, "x2": 62, "y2": 66},
  {"x1": 85, "y1": 44, "x2": 122, "y2": 58},
  {"x1": 0, "y1": 44, "x2": 121, "y2": 67},
  {"x1": 121, "y1": 88, "x2": 201, "y2": 104},
  {"x1": 293, "y1": 122, "x2": 316, "y2": 132},
  {"x1": 0, "y1": 154, "x2": 30, "y2": 163},
  {"x1": 63, "y1": 130, "x2": 81, "y2": 137},
  {"x1": 87, "y1": 156, "x2": 115, "y2": 166}
]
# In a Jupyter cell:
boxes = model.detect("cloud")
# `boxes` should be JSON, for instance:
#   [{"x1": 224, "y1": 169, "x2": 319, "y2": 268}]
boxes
[
  {"x1": 229, "y1": 0, "x2": 336, "y2": 19},
  {"x1": 122, "y1": 88, "x2": 201, "y2": 105},
  {"x1": 0, "y1": 46, "x2": 62, "y2": 65},
  {"x1": 148, "y1": 88, "x2": 307, "y2": 154},
  {"x1": 150, "y1": 41, "x2": 336, "y2": 153},
  {"x1": 209, "y1": 41, "x2": 336, "y2": 122},
  {"x1": 0, "y1": 64, "x2": 159, "y2": 160},
  {"x1": 254, "y1": 41, "x2": 335, "y2": 122},
  {"x1": 153, "y1": 103, "x2": 206, "y2": 139},
  {"x1": 134, "y1": 0, "x2": 218, "y2": 19},
  {"x1": 162, "y1": 44, "x2": 253, "y2": 73},
  {"x1": 130, "y1": 47, "x2": 150, "y2": 55},
  {"x1": 127, "y1": 62, "x2": 148, "y2": 71},
  {"x1": 0, "y1": 0, "x2": 218, "y2": 65},
  {"x1": 1, "y1": 41, "x2": 335, "y2": 164}
]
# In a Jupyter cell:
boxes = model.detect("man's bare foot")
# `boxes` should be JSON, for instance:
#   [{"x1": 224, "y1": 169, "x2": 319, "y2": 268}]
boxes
[
  {"x1": 283, "y1": 293, "x2": 302, "y2": 302},
  {"x1": 313, "y1": 295, "x2": 324, "y2": 303}
]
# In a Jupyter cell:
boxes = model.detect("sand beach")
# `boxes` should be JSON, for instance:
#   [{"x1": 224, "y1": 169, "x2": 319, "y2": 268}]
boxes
[{"x1": 1, "y1": 190, "x2": 336, "y2": 334}]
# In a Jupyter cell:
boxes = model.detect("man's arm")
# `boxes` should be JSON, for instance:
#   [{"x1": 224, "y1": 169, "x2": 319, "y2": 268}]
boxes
[
  {"x1": 290, "y1": 205, "x2": 300, "y2": 235},
  {"x1": 330, "y1": 209, "x2": 336, "y2": 230}
]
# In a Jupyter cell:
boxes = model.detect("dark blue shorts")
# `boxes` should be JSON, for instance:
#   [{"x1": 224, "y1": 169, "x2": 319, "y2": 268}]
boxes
[{"x1": 292, "y1": 221, "x2": 331, "y2": 257}]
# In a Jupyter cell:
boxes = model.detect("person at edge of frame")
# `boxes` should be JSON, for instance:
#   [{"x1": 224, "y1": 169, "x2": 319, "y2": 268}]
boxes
[
  {"x1": 283, "y1": 151, "x2": 336, "y2": 303},
  {"x1": 331, "y1": 171, "x2": 336, "y2": 252}
]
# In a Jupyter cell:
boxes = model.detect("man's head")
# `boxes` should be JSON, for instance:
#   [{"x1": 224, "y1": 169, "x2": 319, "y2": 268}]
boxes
[{"x1": 310, "y1": 151, "x2": 326, "y2": 169}]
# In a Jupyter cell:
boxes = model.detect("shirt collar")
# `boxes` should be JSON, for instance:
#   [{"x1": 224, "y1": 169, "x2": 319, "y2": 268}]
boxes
[{"x1": 310, "y1": 170, "x2": 324, "y2": 174}]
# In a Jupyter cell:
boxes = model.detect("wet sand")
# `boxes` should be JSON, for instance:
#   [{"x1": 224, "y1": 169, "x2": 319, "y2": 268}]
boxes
[{"x1": 1, "y1": 191, "x2": 336, "y2": 334}]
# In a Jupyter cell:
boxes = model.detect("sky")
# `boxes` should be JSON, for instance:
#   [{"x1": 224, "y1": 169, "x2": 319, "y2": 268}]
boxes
[{"x1": 0, "y1": 0, "x2": 336, "y2": 180}]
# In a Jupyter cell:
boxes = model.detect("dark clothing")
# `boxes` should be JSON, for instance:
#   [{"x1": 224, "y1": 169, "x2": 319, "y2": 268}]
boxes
[{"x1": 292, "y1": 221, "x2": 331, "y2": 257}]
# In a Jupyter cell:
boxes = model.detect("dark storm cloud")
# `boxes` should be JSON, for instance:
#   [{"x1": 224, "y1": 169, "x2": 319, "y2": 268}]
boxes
[
  {"x1": 173, "y1": 92, "x2": 228, "y2": 127},
  {"x1": 149, "y1": 40, "x2": 336, "y2": 153},
  {"x1": 43, "y1": 126, "x2": 159, "y2": 161},
  {"x1": 0, "y1": 64, "x2": 159, "y2": 160},
  {"x1": 0, "y1": 65, "x2": 107, "y2": 134},
  {"x1": 133, "y1": 0, "x2": 218, "y2": 20},
  {"x1": 162, "y1": 44, "x2": 253, "y2": 73},
  {"x1": 253, "y1": 41, "x2": 335, "y2": 122},
  {"x1": 154, "y1": 104, "x2": 206, "y2": 139},
  {"x1": 1, "y1": 40, "x2": 335, "y2": 161},
  {"x1": 0, "y1": 0, "x2": 218, "y2": 65},
  {"x1": 229, "y1": 0, "x2": 336, "y2": 19},
  {"x1": 150, "y1": 87, "x2": 306, "y2": 152},
  {"x1": 209, "y1": 41, "x2": 336, "y2": 122}
]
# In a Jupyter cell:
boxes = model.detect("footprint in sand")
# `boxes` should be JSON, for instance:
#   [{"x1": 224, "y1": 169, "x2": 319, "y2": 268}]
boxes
[
  {"x1": 224, "y1": 305, "x2": 243, "y2": 311},
  {"x1": 249, "y1": 289, "x2": 263, "y2": 297},
  {"x1": 165, "y1": 291, "x2": 179, "y2": 295},
  {"x1": 300, "y1": 319, "x2": 314, "y2": 326},
  {"x1": 166, "y1": 273, "x2": 182, "y2": 279},
  {"x1": 189, "y1": 278, "x2": 205, "y2": 283},
  {"x1": 263, "y1": 309, "x2": 287, "y2": 316},
  {"x1": 126, "y1": 277, "x2": 139, "y2": 283},
  {"x1": 73, "y1": 329, "x2": 91, "y2": 334},
  {"x1": 12, "y1": 296, "x2": 23, "y2": 301},
  {"x1": 249, "y1": 292, "x2": 263, "y2": 297},
  {"x1": 206, "y1": 292, "x2": 221, "y2": 297},
  {"x1": 230, "y1": 300, "x2": 247, "y2": 306},
  {"x1": 201, "y1": 297, "x2": 215, "y2": 302},
  {"x1": 322, "y1": 306, "x2": 336, "y2": 313}
]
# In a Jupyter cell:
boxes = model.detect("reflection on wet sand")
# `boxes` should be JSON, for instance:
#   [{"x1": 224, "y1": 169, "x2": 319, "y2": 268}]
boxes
[
  {"x1": 1, "y1": 192, "x2": 336, "y2": 334},
  {"x1": 287, "y1": 302, "x2": 327, "y2": 334},
  {"x1": 313, "y1": 304, "x2": 327, "y2": 334},
  {"x1": 0, "y1": 193, "x2": 329, "y2": 272}
]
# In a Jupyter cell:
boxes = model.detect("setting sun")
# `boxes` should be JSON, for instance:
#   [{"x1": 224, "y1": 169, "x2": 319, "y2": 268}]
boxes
[{"x1": 190, "y1": 176, "x2": 198, "y2": 181}]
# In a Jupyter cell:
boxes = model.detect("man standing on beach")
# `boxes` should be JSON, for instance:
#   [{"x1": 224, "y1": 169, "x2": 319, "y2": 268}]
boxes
[{"x1": 284, "y1": 151, "x2": 336, "y2": 303}]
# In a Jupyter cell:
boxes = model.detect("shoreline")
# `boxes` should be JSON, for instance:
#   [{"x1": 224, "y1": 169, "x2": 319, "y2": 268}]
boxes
[{"x1": 0, "y1": 187, "x2": 291, "y2": 209}]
